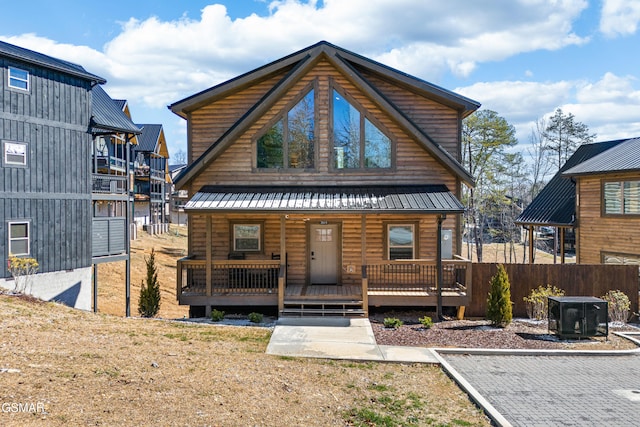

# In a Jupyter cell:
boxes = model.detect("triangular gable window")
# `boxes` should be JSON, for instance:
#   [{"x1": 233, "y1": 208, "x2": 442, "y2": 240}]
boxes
[
  {"x1": 333, "y1": 89, "x2": 392, "y2": 170},
  {"x1": 257, "y1": 89, "x2": 315, "y2": 169}
]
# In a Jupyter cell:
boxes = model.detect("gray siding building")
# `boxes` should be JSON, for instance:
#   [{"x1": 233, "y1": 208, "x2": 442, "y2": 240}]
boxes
[{"x1": 0, "y1": 40, "x2": 139, "y2": 311}]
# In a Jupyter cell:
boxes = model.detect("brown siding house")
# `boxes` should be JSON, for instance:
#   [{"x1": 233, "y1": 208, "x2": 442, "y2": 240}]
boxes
[
  {"x1": 563, "y1": 137, "x2": 640, "y2": 265},
  {"x1": 169, "y1": 41, "x2": 480, "y2": 317}
]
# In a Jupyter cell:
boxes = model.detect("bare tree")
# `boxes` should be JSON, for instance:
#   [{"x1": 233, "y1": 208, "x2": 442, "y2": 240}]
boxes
[
  {"x1": 173, "y1": 149, "x2": 187, "y2": 165},
  {"x1": 543, "y1": 108, "x2": 596, "y2": 171},
  {"x1": 526, "y1": 117, "x2": 553, "y2": 200}
]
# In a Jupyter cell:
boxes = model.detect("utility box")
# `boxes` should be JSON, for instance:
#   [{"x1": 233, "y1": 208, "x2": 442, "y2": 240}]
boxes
[
  {"x1": 548, "y1": 296, "x2": 608, "y2": 338},
  {"x1": 441, "y1": 229, "x2": 452, "y2": 259}
]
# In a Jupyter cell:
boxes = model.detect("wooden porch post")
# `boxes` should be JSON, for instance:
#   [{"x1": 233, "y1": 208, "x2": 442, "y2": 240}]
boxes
[
  {"x1": 278, "y1": 215, "x2": 286, "y2": 314},
  {"x1": 560, "y1": 227, "x2": 566, "y2": 264},
  {"x1": 528, "y1": 225, "x2": 534, "y2": 264},
  {"x1": 93, "y1": 264, "x2": 98, "y2": 313},
  {"x1": 361, "y1": 214, "x2": 368, "y2": 316},
  {"x1": 205, "y1": 215, "x2": 212, "y2": 318},
  {"x1": 436, "y1": 214, "x2": 444, "y2": 320}
]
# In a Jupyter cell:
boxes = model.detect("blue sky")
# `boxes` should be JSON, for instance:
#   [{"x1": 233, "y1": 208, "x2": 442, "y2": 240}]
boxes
[{"x1": 2, "y1": 0, "x2": 639, "y2": 164}]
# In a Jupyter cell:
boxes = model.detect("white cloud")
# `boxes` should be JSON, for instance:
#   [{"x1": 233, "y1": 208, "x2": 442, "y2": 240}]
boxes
[
  {"x1": 6, "y1": 0, "x2": 638, "y2": 158},
  {"x1": 600, "y1": 0, "x2": 640, "y2": 37},
  {"x1": 1, "y1": 0, "x2": 592, "y2": 109},
  {"x1": 456, "y1": 73, "x2": 640, "y2": 144}
]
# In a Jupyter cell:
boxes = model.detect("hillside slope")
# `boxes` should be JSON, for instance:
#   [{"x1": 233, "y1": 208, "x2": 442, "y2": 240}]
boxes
[
  {"x1": 97, "y1": 225, "x2": 189, "y2": 318},
  {"x1": 0, "y1": 294, "x2": 489, "y2": 426}
]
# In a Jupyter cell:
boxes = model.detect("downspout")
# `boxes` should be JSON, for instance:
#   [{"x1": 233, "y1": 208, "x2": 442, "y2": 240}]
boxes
[
  {"x1": 125, "y1": 133, "x2": 131, "y2": 317},
  {"x1": 437, "y1": 214, "x2": 445, "y2": 320}
]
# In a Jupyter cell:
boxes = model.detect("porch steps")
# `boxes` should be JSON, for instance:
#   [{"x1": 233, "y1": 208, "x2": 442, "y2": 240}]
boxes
[{"x1": 280, "y1": 299, "x2": 366, "y2": 317}]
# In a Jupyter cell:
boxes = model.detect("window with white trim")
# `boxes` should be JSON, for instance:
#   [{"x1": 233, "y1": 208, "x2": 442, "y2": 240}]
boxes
[
  {"x1": 3, "y1": 141, "x2": 27, "y2": 166},
  {"x1": 233, "y1": 224, "x2": 262, "y2": 252},
  {"x1": 8, "y1": 66, "x2": 29, "y2": 91},
  {"x1": 387, "y1": 224, "x2": 415, "y2": 260},
  {"x1": 8, "y1": 221, "x2": 30, "y2": 256}
]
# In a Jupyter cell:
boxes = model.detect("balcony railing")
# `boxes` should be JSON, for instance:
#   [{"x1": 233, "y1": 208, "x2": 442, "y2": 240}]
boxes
[
  {"x1": 177, "y1": 258, "x2": 282, "y2": 297},
  {"x1": 92, "y1": 174, "x2": 127, "y2": 194},
  {"x1": 366, "y1": 259, "x2": 470, "y2": 293},
  {"x1": 134, "y1": 166, "x2": 164, "y2": 181},
  {"x1": 95, "y1": 156, "x2": 127, "y2": 172}
]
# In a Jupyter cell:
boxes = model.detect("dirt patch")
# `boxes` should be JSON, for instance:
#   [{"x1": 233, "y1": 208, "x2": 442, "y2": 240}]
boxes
[
  {"x1": 370, "y1": 310, "x2": 640, "y2": 350},
  {"x1": 95, "y1": 225, "x2": 189, "y2": 319},
  {"x1": 0, "y1": 294, "x2": 490, "y2": 426}
]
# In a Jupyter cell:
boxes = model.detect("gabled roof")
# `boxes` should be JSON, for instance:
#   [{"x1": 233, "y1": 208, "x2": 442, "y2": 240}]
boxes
[
  {"x1": 185, "y1": 185, "x2": 464, "y2": 214},
  {"x1": 515, "y1": 139, "x2": 628, "y2": 226},
  {"x1": 90, "y1": 85, "x2": 141, "y2": 135},
  {"x1": 169, "y1": 41, "x2": 480, "y2": 189},
  {"x1": 134, "y1": 124, "x2": 169, "y2": 158},
  {"x1": 0, "y1": 40, "x2": 105, "y2": 84},
  {"x1": 563, "y1": 137, "x2": 640, "y2": 176}
]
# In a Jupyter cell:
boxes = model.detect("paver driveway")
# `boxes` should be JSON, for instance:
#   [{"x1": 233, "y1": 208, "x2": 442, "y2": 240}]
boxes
[{"x1": 441, "y1": 353, "x2": 640, "y2": 427}]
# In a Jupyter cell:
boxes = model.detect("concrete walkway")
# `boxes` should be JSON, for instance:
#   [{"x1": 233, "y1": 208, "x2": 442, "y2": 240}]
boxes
[{"x1": 266, "y1": 317, "x2": 439, "y2": 363}]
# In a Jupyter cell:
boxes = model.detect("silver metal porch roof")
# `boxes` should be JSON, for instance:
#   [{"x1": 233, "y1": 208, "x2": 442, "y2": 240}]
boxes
[{"x1": 184, "y1": 185, "x2": 464, "y2": 213}]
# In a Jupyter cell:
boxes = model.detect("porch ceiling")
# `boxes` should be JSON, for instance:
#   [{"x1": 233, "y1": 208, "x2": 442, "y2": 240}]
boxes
[{"x1": 184, "y1": 185, "x2": 464, "y2": 214}]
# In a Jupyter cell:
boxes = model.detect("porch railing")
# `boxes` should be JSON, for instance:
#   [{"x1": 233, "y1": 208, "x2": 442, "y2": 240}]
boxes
[
  {"x1": 366, "y1": 259, "x2": 471, "y2": 293},
  {"x1": 177, "y1": 257, "x2": 281, "y2": 298}
]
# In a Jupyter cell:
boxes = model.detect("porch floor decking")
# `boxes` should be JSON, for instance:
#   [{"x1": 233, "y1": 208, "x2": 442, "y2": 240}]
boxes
[{"x1": 284, "y1": 284, "x2": 363, "y2": 300}]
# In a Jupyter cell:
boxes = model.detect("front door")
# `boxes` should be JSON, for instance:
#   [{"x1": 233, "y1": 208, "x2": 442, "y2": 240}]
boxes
[{"x1": 309, "y1": 223, "x2": 339, "y2": 284}]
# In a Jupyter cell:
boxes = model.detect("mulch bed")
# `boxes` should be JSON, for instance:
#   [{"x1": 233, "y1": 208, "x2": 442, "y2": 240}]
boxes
[{"x1": 370, "y1": 311, "x2": 640, "y2": 350}]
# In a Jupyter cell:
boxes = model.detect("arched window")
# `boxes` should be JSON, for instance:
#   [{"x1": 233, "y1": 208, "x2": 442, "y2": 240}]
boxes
[
  {"x1": 257, "y1": 89, "x2": 315, "y2": 169},
  {"x1": 333, "y1": 89, "x2": 391, "y2": 170}
]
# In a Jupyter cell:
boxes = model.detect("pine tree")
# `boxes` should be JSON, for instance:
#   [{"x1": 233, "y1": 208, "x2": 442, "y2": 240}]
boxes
[
  {"x1": 138, "y1": 249, "x2": 161, "y2": 317},
  {"x1": 486, "y1": 264, "x2": 512, "y2": 327}
]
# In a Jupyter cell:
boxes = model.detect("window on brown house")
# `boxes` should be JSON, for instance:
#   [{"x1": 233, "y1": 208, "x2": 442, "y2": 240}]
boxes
[
  {"x1": 332, "y1": 88, "x2": 392, "y2": 170},
  {"x1": 257, "y1": 89, "x2": 315, "y2": 169},
  {"x1": 604, "y1": 180, "x2": 640, "y2": 214}
]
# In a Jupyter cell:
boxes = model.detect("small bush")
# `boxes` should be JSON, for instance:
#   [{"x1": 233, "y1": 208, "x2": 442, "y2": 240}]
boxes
[
  {"x1": 419, "y1": 316, "x2": 433, "y2": 329},
  {"x1": 138, "y1": 249, "x2": 161, "y2": 317},
  {"x1": 383, "y1": 317, "x2": 403, "y2": 329},
  {"x1": 486, "y1": 264, "x2": 512, "y2": 327},
  {"x1": 523, "y1": 284, "x2": 565, "y2": 320},
  {"x1": 248, "y1": 312, "x2": 263, "y2": 323},
  {"x1": 210, "y1": 309, "x2": 225, "y2": 322},
  {"x1": 8, "y1": 255, "x2": 39, "y2": 294},
  {"x1": 602, "y1": 290, "x2": 631, "y2": 323}
]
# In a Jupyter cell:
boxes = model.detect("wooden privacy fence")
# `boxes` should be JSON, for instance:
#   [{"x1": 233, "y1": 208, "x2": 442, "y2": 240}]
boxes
[{"x1": 466, "y1": 263, "x2": 639, "y2": 318}]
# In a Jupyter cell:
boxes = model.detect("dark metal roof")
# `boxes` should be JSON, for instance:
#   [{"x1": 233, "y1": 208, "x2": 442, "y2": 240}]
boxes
[
  {"x1": 563, "y1": 137, "x2": 640, "y2": 176},
  {"x1": 516, "y1": 140, "x2": 627, "y2": 226},
  {"x1": 113, "y1": 99, "x2": 127, "y2": 110},
  {"x1": 184, "y1": 185, "x2": 463, "y2": 213},
  {"x1": 90, "y1": 85, "x2": 141, "y2": 135},
  {"x1": 169, "y1": 164, "x2": 187, "y2": 173},
  {"x1": 134, "y1": 124, "x2": 163, "y2": 152},
  {"x1": 0, "y1": 40, "x2": 105, "y2": 84}
]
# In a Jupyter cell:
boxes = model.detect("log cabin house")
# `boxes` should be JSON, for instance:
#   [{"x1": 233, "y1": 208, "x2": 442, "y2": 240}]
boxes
[
  {"x1": 170, "y1": 41, "x2": 480, "y2": 317},
  {"x1": 563, "y1": 137, "x2": 640, "y2": 265},
  {"x1": 516, "y1": 138, "x2": 640, "y2": 266}
]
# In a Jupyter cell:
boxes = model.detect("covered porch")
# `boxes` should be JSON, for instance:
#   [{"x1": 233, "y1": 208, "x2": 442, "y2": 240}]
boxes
[{"x1": 177, "y1": 185, "x2": 472, "y2": 317}]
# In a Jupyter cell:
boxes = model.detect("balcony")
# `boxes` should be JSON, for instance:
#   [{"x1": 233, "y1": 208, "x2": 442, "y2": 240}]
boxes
[
  {"x1": 92, "y1": 174, "x2": 127, "y2": 194},
  {"x1": 95, "y1": 155, "x2": 127, "y2": 173},
  {"x1": 134, "y1": 166, "x2": 164, "y2": 181}
]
